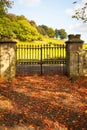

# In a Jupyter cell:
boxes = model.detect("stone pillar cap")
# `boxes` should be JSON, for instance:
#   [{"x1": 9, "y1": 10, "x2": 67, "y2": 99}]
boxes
[
  {"x1": 0, "y1": 40, "x2": 17, "y2": 44},
  {"x1": 66, "y1": 34, "x2": 84, "y2": 43}
]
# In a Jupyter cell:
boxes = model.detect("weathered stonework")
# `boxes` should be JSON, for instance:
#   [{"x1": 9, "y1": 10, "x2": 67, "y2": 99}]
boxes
[
  {"x1": 0, "y1": 41, "x2": 17, "y2": 80},
  {"x1": 82, "y1": 50, "x2": 87, "y2": 76},
  {"x1": 66, "y1": 34, "x2": 84, "y2": 77},
  {"x1": 0, "y1": 35, "x2": 87, "y2": 80}
]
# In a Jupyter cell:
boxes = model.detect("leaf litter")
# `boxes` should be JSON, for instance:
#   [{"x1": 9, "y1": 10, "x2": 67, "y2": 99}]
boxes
[{"x1": 0, "y1": 76, "x2": 87, "y2": 130}]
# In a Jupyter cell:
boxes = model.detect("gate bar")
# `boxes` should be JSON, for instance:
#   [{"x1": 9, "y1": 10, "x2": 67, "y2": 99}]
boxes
[{"x1": 40, "y1": 46, "x2": 43, "y2": 75}]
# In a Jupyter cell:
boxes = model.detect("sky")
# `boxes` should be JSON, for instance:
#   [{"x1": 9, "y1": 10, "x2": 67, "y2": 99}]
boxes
[{"x1": 8, "y1": 0, "x2": 87, "y2": 43}]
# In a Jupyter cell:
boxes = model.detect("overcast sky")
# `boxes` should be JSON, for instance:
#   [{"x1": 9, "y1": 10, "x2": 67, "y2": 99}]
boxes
[{"x1": 8, "y1": 0, "x2": 87, "y2": 43}]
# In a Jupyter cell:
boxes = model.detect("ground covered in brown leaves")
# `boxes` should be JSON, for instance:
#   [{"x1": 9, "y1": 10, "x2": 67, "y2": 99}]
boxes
[{"x1": 0, "y1": 76, "x2": 87, "y2": 130}]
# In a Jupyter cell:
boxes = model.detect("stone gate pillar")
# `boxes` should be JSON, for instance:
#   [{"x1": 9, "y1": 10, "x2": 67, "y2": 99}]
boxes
[
  {"x1": 0, "y1": 41, "x2": 17, "y2": 80},
  {"x1": 65, "y1": 34, "x2": 84, "y2": 78}
]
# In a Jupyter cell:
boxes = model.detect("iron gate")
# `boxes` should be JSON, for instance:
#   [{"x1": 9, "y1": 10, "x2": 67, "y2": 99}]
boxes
[{"x1": 16, "y1": 44, "x2": 66, "y2": 76}]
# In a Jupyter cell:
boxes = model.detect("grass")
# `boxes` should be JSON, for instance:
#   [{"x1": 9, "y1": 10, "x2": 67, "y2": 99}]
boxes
[
  {"x1": 17, "y1": 38, "x2": 65, "y2": 45},
  {"x1": 17, "y1": 38, "x2": 87, "y2": 48},
  {"x1": 83, "y1": 44, "x2": 87, "y2": 50}
]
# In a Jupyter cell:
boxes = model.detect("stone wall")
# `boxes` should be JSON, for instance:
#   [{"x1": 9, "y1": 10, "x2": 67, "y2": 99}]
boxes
[
  {"x1": 0, "y1": 35, "x2": 87, "y2": 80},
  {"x1": 0, "y1": 41, "x2": 16, "y2": 80},
  {"x1": 80, "y1": 50, "x2": 87, "y2": 76},
  {"x1": 66, "y1": 34, "x2": 87, "y2": 78}
]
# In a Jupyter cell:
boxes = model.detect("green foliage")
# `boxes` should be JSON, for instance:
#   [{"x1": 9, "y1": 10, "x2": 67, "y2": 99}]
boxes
[
  {"x1": 37, "y1": 25, "x2": 47, "y2": 36},
  {"x1": 37, "y1": 25, "x2": 49, "y2": 36},
  {"x1": 12, "y1": 20, "x2": 39, "y2": 41},
  {"x1": 0, "y1": 12, "x2": 67, "y2": 42},
  {"x1": 17, "y1": 15, "x2": 28, "y2": 21},
  {"x1": 55, "y1": 29, "x2": 59, "y2": 38},
  {"x1": 0, "y1": 0, "x2": 13, "y2": 17},
  {"x1": 7, "y1": 13, "x2": 18, "y2": 21},
  {"x1": 37, "y1": 25, "x2": 55, "y2": 38},
  {"x1": 58, "y1": 29, "x2": 67, "y2": 39},
  {"x1": 54, "y1": 29, "x2": 67, "y2": 39},
  {"x1": 48, "y1": 27, "x2": 55, "y2": 38},
  {"x1": 0, "y1": 0, "x2": 67, "y2": 42},
  {"x1": 0, "y1": 14, "x2": 42, "y2": 41},
  {"x1": 30, "y1": 20, "x2": 37, "y2": 27},
  {"x1": 0, "y1": 17, "x2": 14, "y2": 40}
]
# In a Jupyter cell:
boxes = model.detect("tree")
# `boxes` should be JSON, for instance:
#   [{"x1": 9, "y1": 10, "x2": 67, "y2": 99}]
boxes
[
  {"x1": 17, "y1": 15, "x2": 27, "y2": 21},
  {"x1": 58, "y1": 29, "x2": 67, "y2": 40},
  {"x1": 13, "y1": 19, "x2": 42, "y2": 41},
  {"x1": 37, "y1": 25, "x2": 46, "y2": 36},
  {"x1": 7, "y1": 13, "x2": 17, "y2": 21},
  {"x1": 0, "y1": 0, "x2": 13, "y2": 16},
  {"x1": 54, "y1": 29, "x2": 59, "y2": 38},
  {"x1": 48, "y1": 27, "x2": 55, "y2": 38},
  {"x1": 72, "y1": 1, "x2": 87, "y2": 22},
  {"x1": 30, "y1": 20, "x2": 37, "y2": 28},
  {"x1": 54, "y1": 29, "x2": 67, "y2": 39},
  {"x1": 37, "y1": 25, "x2": 49, "y2": 36},
  {"x1": 37, "y1": 25, "x2": 55, "y2": 38},
  {"x1": 0, "y1": 17, "x2": 14, "y2": 40},
  {"x1": 41, "y1": 25, "x2": 49, "y2": 36}
]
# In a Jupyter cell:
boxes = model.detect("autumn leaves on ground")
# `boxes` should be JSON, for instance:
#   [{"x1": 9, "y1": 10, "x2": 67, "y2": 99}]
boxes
[{"x1": 0, "y1": 76, "x2": 87, "y2": 130}]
